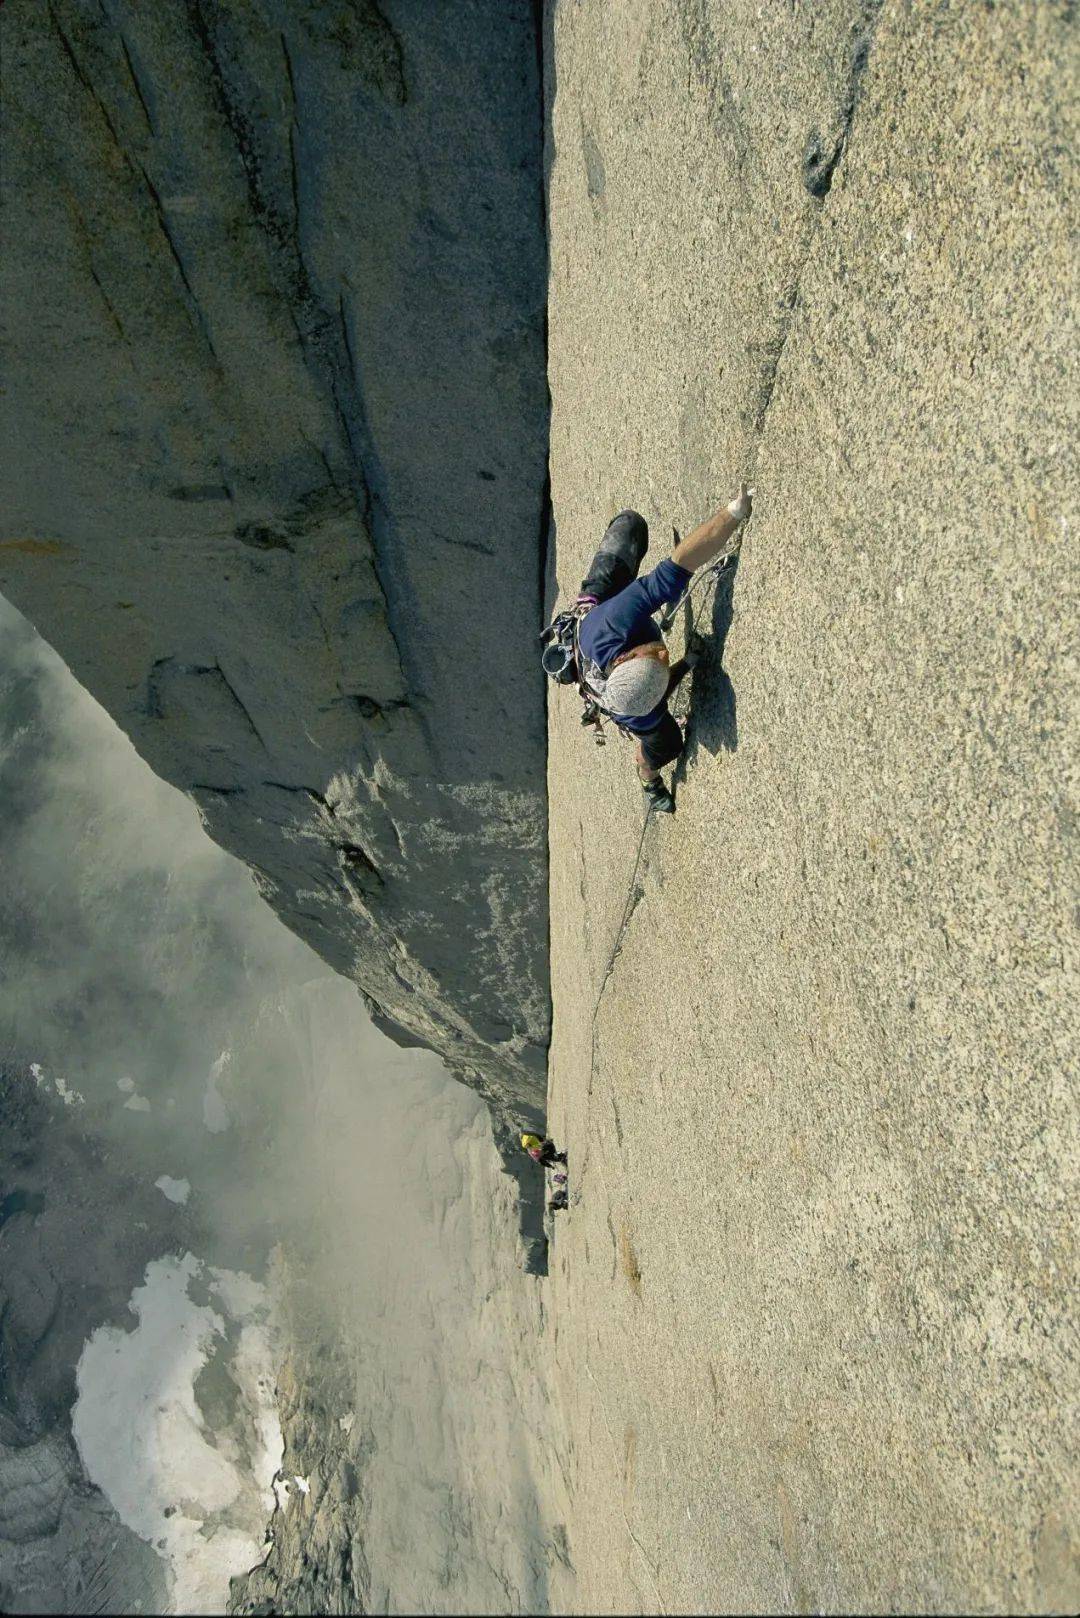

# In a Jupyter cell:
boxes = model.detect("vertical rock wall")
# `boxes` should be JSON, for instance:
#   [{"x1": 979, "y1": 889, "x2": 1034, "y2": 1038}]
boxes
[{"x1": 0, "y1": 0, "x2": 551, "y2": 1113}]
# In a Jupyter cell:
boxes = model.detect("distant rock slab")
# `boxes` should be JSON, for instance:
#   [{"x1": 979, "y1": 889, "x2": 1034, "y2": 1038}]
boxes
[{"x1": 0, "y1": 0, "x2": 551, "y2": 1112}]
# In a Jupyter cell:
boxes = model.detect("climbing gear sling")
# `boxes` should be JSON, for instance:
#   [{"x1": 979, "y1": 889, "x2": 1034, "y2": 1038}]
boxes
[{"x1": 540, "y1": 601, "x2": 613, "y2": 745}]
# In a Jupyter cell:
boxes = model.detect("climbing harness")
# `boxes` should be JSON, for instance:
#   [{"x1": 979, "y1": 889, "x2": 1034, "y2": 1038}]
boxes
[
  {"x1": 540, "y1": 599, "x2": 614, "y2": 746},
  {"x1": 539, "y1": 610, "x2": 579, "y2": 684}
]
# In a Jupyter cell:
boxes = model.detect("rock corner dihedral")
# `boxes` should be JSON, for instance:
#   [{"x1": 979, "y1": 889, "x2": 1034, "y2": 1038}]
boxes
[{"x1": 0, "y1": 0, "x2": 553, "y2": 1116}]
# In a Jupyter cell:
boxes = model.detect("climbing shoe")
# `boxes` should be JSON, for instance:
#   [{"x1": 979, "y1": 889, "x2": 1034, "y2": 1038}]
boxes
[{"x1": 643, "y1": 779, "x2": 676, "y2": 814}]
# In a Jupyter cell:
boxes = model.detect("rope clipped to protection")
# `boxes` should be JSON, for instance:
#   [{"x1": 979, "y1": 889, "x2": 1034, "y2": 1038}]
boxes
[{"x1": 659, "y1": 538, "x2": 740, "y2": 636}]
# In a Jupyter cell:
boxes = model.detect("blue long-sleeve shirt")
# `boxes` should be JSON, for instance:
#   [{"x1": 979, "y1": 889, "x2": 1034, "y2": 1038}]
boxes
[{"x1": 576, "y1": 558, "x2": 691, "y2": 732}]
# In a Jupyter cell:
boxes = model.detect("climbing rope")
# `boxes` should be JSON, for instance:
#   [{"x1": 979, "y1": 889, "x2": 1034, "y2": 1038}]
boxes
[
  {"x1": 657, "y1": 544, "x2": 732, "y2": 635},
  {"x1": 576, "y1": 542, "x2": 738, "y2": 1188}
]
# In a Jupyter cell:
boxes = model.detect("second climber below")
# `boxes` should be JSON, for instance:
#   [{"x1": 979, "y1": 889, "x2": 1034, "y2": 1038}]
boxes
[
  {"x1": 574, "y1": 483, "x2": 754, "y2": 813},
  {"x1": 520, "y1": 1132, "x2": 568, "y2": 1168}
]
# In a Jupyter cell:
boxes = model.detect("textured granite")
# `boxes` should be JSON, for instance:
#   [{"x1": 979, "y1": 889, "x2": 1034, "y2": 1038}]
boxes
[{"x1": 543, "y1": 1, "x2": 1078, "y2": 1611}]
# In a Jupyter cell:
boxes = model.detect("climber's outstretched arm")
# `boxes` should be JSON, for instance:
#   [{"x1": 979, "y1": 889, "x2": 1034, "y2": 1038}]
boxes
[{"x1": 672, "y1": 484, "x2": 754, "y2": 573}]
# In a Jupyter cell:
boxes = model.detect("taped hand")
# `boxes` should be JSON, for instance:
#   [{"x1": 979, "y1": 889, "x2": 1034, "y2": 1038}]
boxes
[{"x1": 726, "y1": 483, "x2": 755, "y2": 522}]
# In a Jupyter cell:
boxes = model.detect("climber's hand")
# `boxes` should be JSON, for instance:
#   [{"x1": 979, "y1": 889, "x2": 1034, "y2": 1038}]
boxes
[
  {"x1": 726, "y1": 483, "x2": 755, "y2": 523},
  {"x1": 672, "y1": 489, "x2": 755, "y2": 572}
]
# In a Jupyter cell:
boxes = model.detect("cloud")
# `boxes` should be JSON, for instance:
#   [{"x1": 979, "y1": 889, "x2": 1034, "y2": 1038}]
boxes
[{"x1": 0, "y1": 595, "x2": 557, "y2": 1614}]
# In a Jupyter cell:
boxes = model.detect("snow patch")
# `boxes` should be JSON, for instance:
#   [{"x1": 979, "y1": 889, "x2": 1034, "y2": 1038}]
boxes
[
  {"x1": 72, "y1": 1253, "x2": 282, "y2": 1616},
  {"x1": 155, "y1": 1176, "x2": 191, "y2": 1206},
  {"x1": 30, "y1": 1061, "x2": 85, "y2": 1106}
]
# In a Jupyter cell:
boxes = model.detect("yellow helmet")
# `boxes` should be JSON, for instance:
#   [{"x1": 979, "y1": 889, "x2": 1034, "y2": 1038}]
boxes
[{"x1": 520, "y1": 1133, "x2": 542, "y2": 1151}]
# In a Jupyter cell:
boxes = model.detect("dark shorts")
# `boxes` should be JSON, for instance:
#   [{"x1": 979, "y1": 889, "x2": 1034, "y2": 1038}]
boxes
[
  {"x1": 637, "y1": 710, "x2": 685, "y2": 771},
  {"x1": 579, "y1": 510, "x2": 649, "y2": 602}
]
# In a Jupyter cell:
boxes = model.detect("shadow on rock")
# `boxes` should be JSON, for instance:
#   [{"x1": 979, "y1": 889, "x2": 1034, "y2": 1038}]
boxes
[{"x1": 673, "y1": 556, "x2": 740, "y2": 788}]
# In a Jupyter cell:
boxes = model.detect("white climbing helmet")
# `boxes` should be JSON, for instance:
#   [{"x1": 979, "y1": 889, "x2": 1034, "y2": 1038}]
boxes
[{"x1": 602, "y1": 651, "x2": 669, "y2": 718}]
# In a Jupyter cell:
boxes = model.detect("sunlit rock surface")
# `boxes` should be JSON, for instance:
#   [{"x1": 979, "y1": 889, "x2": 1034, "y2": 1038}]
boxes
[
  {"x1": 0, "y1": 0, "x2": 551, "y2": 1114},
  {"x1": 543, "y1": 1, "x2": 1078, "y2": 1610}
]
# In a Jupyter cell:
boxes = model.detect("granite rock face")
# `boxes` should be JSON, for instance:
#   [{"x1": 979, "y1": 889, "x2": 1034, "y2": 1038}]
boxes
[
  {"x1": 0, "y1": 0, "x2": 551, "y2": 1114},
  {"x1": 544, "y1": 0, "x2": 1078, "y2": 1610}
]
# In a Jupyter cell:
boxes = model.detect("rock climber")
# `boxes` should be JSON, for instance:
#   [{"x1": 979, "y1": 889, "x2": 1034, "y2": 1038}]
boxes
[
  {"x1": 548, "y1": 1173, "x2": 569, "y2": 1213},
  {"x1": 574, "y1": 483, "x2": 754, "y2": 813},
  {"x1": 520, "y1": 1132, "x2": 567, "y2": 1168}
]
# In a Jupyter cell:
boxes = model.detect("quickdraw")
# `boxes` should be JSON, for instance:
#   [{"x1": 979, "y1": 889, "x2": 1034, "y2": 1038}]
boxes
[
  {"x1": 573, "y1": 613, "x2": 616, "y2": 746},
  {"x1": 541, "y1": 600, "x2": 613, "y2": 745}
]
